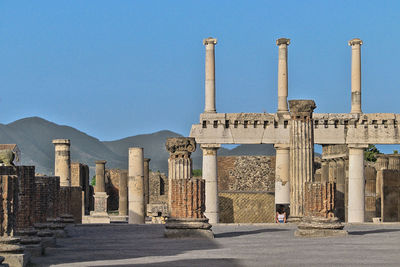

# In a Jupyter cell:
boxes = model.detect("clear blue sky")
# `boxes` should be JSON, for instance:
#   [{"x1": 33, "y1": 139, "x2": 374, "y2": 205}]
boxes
[{"x1": 1, "y1": 1, "x2": 400, "y2": 152}]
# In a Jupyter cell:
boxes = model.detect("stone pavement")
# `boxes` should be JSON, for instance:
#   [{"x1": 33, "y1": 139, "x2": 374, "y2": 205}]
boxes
[{"x1": 29, "y1": 223, "x2": 400, "y2": 267}]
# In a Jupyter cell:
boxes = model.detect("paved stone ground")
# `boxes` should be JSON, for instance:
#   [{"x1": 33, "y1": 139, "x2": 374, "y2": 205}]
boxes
[{"x1": 29, "y1": 223, "x2": 400, "y2": 267}]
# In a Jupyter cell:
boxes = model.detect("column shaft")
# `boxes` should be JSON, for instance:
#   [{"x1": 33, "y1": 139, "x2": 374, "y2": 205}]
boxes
[
  {"x1": 128, "y1": 147, "x2": 145, "y2": 224},
  {"x1": 276, "y1": 38, "x2": 290, "y2": 113},
  {"x1": 203, "y1": 37, "x2": 217, "y2": 113},
  {"x1": 95, "y1": 160, "x2": 106, "y2": 193},
  {"x1": 348, "y1": 146, "x2": 366, "y2": 222},
  {"x1": 349, "y1": 38, "x2": 363, "y2": 113},
  {"x1": 321, "y1": 159, "x2": 329, "y2": 183},
  {"x1": 52, "y1": 139, "x2": 71, "y2": 187},
  {"x1": 201, "y1": 144, "x2": 220, "y2": 224},
  {"x1": 144, "y1": 158, "x2": 151, "y2": 214},
  {"x1": 289, "y1": 100, "x2": 316, "y2": 218},
  {"x1": 119, "y1": 171, "x2": 128, "y2": 216},
  {"x1": 274, "y1": 144, "x2": 290, "y2": 204}
]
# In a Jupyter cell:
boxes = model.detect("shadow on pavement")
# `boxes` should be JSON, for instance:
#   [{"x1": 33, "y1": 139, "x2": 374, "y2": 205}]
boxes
[
  {"x1": 215, "y1": 228, "x2": 288, "y2": 238},
  {"x1": 348, "y1": 228, "x2": 400, "y2": 236},
  {"x1": 108, "y1": 258, "x2": 242, "y2": 267}
]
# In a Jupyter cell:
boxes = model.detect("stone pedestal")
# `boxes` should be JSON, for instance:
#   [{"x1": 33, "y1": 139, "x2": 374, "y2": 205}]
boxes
[
  {"x1": 128, "y1": 148, "x2": 145, "y2": 224},
  {"x1": 89, "y1": 192, "x2": 110, "y2": 223},
  {"x1": 0, "y1": 237, "x2": 30, "y2": 267},
  {"x1": 201, "y1": 144, "x2": 220, "y2": 224},
  {"x1": 295, "y1": 182, "x2": 347, "y2": 237},
  {"x1": 16, "y1": 228, "x2": 44, "y2": 257},
  {"x1": 288, "y1": 100, "x2": 316, "y2": 221},
  {"x1": 165, "y1": 138, "x2": 213, "y2": 238}
]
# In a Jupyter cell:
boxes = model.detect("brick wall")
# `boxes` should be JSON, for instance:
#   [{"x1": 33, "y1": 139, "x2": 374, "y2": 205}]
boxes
[
  {"x1": 170, "y1": 178, "x2": 205, "y2": 219},
  {"x1": 365, "y1": 166, "x2": 377, "y2": 222},
  {"x1": 304, "y1": 182, "x2": 336, "y2": 218},
  {"x1": 70, "y1": 186, "x2": 82, "y2": 223},
  {"x1": 1, "y1": 174, "x2": 18, "y2": 236},
  {"x1": 218, "y1": 156, "x2": 275, "y2": 223},
  {"x1": 15, "y1": 166, "x2": 35, "y2": 230},
  {"x1": 380, "y1": 169, "x2": 400, "y2": 222}
]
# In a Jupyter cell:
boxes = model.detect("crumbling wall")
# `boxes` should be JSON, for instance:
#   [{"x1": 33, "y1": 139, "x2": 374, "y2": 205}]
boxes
[{"x1": 105, "y1": 169, "x2": 125, "y2": 212}]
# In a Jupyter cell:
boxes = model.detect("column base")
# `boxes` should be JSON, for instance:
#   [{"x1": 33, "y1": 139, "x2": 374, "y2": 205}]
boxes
[
  {"x1": 287, "y1": 215, "x2": 302, "y2": 223},
  {"x1": 295, "y1": 216, "x2": 348, "y2": 238},
  {"x1": 84, "y1": 214, "x2": 111, "y2": 224},
  {"x1": 164, "y1": 218, "x2": 214, "y2": 239},
  {"x1": 0, "y1": 237, "x2": 30, "y2": 267}
]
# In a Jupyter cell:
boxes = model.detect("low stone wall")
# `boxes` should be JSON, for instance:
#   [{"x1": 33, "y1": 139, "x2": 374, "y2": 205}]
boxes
[
  {"x1": 149, "y1": 171, "x2": 168, "y2": 204},
  {"x1": 219, "y1": 192, "x2": 275, "y2": 223},
  {"x1": 105, "y1": 169, "x2": 125, "y2": 212},
  {"x1": 34, "y1": 176, "x2": 60, "y2": 223},
  {"x1": 70, "y1": 186, "x2": 82, "y2": 223}
]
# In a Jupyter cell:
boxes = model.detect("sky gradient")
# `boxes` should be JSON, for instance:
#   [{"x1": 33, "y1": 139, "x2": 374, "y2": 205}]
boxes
[{"x1": 1, "y1": 1, "x2": 400, "y2": 152}]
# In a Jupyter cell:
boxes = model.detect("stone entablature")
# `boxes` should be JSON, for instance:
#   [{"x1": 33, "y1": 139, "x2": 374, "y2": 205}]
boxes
[{"x1": 191, "y1": 112, "x2": 400, "y2": 145}]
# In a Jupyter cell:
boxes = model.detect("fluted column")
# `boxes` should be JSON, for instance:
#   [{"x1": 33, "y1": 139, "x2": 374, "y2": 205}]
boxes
[
  {"x1": 276, "y1": 38, "x2": 290, "y2": 113},
  {"x1": 321, "y1": 159, "x2": 329, "y2": 183},
  {"x1": 52, "y1": 139, "x2": 71, "y2": 187},
  {"x1": 348, "y1": 144, "x2": 367, "y2": 223},
  {"x1": 274, "y1": 144, "x2": 290, "y2": 205},
  {"x1": 289, "y1": 100, "x2": 316, "y2": 218},
  {"x1": 201, "y1": 144, "x2": 220, "y2": 224},
  {"x1": 349, "y1": 38, "x2": 363, "y2": 114},
  {"x1": 128, "y1": 147, "x2": 145, "y2": 224},
  {"x1": 388, "y1": 155, "x2": 400, "y2": 170},
  {"x1": 203, "y1": 37, "x2": 217, "y2": 113}
]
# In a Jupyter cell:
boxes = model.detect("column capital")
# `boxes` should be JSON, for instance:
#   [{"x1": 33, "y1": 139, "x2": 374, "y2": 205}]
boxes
[
  {"x1": 166, "y1": 137, "x2": 196, "y2": 158},
  {"x1": 347, "y1": 144, "x2": 368, "y2": 149},
  {"x1": 144, "y1": 158, "x2": 151, "y2": 163},
  {"x1": 274, "y1": 143, "x2": 290, "y2": 150},
  {"x1": 348, "y1": 38, "x2": 363, "y2": 46},
  {"x1": 289, "y1": 100, "x2": 316, "y2": 119},
  {"x1": 203, "y1": 37, "x2": 217, "y2": 46},
  {"x1": 95, "y1": 160, "x2": 107, "y2": 165},
  {"x1": 276, "y1": 38, "x2": 290, "y2": 46},
  {"x1": 52, "y1": 139, "x2": 70, "y2": 146}
]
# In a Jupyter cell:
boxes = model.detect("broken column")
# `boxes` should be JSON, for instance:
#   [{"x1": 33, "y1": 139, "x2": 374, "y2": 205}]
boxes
[
  {"x1": 144, "y1": 158, "x2": 151, "y2": 215},
  {"x1": 276, "y1": 38, "x2": 290, "y2": 113},
  {"x1": 119, "y1": 170, "x2": 128, "y2": 216},
  {"x1": 89, "y1": 160, "x2": 110, "y2": 223},
  {"x1": 349, "y1": 38, "x2": 363, "y2": 114},
  {"x1": 201, "y1": 144, "x2": 220, "y2": 224},
  {"x1": 165, "y1": 138, "x2": 212, "y2": 238},
  {"x1": 52, "y1": 139, "x2": 71, "y2": 187},
  {"x1": 203, "y1": 37, "x2": 217, "y2": 113},
  {"x1": 289, "y1": 100, "x2": 316, "y2": 221},
  {"x1": 128, "y1": 148, "x2": 145, "y2": 224},
  {"x1": 348, "y1": 144, "x2": 368, "y2": 223},
  {"x1": 274, "y1": 144, "x2": 290, "y2": 212}
]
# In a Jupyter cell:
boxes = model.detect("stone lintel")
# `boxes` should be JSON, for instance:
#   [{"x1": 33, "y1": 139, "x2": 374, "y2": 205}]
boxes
[
  {"x1": 95, "y1": 160, "x2": 107, "y2": 165},
  {"x1": 322, "y1": 154, "x2": 348, "y2": 160},
  {"x1": 52, "y1": 139, "x2": 70, "y2": 145},
  {"x1": 203, "y1": 37, "x2": 217, "y2": 46},
  {"x1": 289, "y1": 100, "x2": 316, "y2": 115},
  {"x1": 348, "y1": 38, "x2": 363, "y2": 46},
  {"x1": 276, "y1": 38, "x2": 290, "y2": 46}
]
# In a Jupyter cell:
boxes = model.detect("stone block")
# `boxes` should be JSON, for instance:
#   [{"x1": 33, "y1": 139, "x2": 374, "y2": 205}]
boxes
[{"x1": 164, "y1": 218, "x2": 213, "y2": 239}]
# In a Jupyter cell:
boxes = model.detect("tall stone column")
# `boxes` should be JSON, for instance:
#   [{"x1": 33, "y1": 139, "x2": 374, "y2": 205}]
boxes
[
  {"x1": 276, "y1": 38, "x2": 290, "y2": 113},
  {"x1": 203, "y1": 37, "x2": 217, "y2": 113},
  {"x1": 289, "y1": 100, "x2": 316, "y2": 220},
  {"x1": 119, "y1": 171, "x2": 128, "y2": 216},
  {"x1": 201, "y1": 144, "x2": 220, "y2": 224},
  {"x1": 274, "y1": 144, "x2": 290, "y2": 207},
  {"x1": 165, "y1": 137, "x2": 213, "y2": 238},
  {"x1": 89, "y1": 160, "x2": 110, "y2": 223},
  {"x1": 144, "y1": 158, "x2": 151, "y2": 214},
  {"x1": 128, "y1": 147, "x2": 145, "y2": 224},
  {"x1": 52, "y1": 139, "x2": 71, "y2": 187},
  {"x1": 348, "y1": 144, "x2": 367, "y2": 223},
  {"x1": 349, "y1": 38, "x2": 363, "y2": 114},
  {"x1": 320, "y1": 159, "x2": 329, "y2": 183}
]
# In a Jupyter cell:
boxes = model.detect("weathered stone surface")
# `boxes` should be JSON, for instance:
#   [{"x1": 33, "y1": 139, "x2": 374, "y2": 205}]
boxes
[
  {"x1": 295, "y1": 216, "x2": 348, "y2": 238},
  {"x1": 164, "y1": 218, "x2": 213, "y2": 239}
]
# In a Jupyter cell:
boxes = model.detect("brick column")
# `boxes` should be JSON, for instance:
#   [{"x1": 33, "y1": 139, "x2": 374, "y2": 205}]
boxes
[
  {"x1": 289, "y1": 100, "x2": 316, "y2": 220},
  {"x1": 165, "y1": 137, "x2": 213, "y2": 238}
]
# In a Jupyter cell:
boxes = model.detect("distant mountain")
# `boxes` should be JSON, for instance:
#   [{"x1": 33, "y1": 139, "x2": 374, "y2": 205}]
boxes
[{"x1": 0, "y1": 117, "x2": 277, "y2": 175}]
